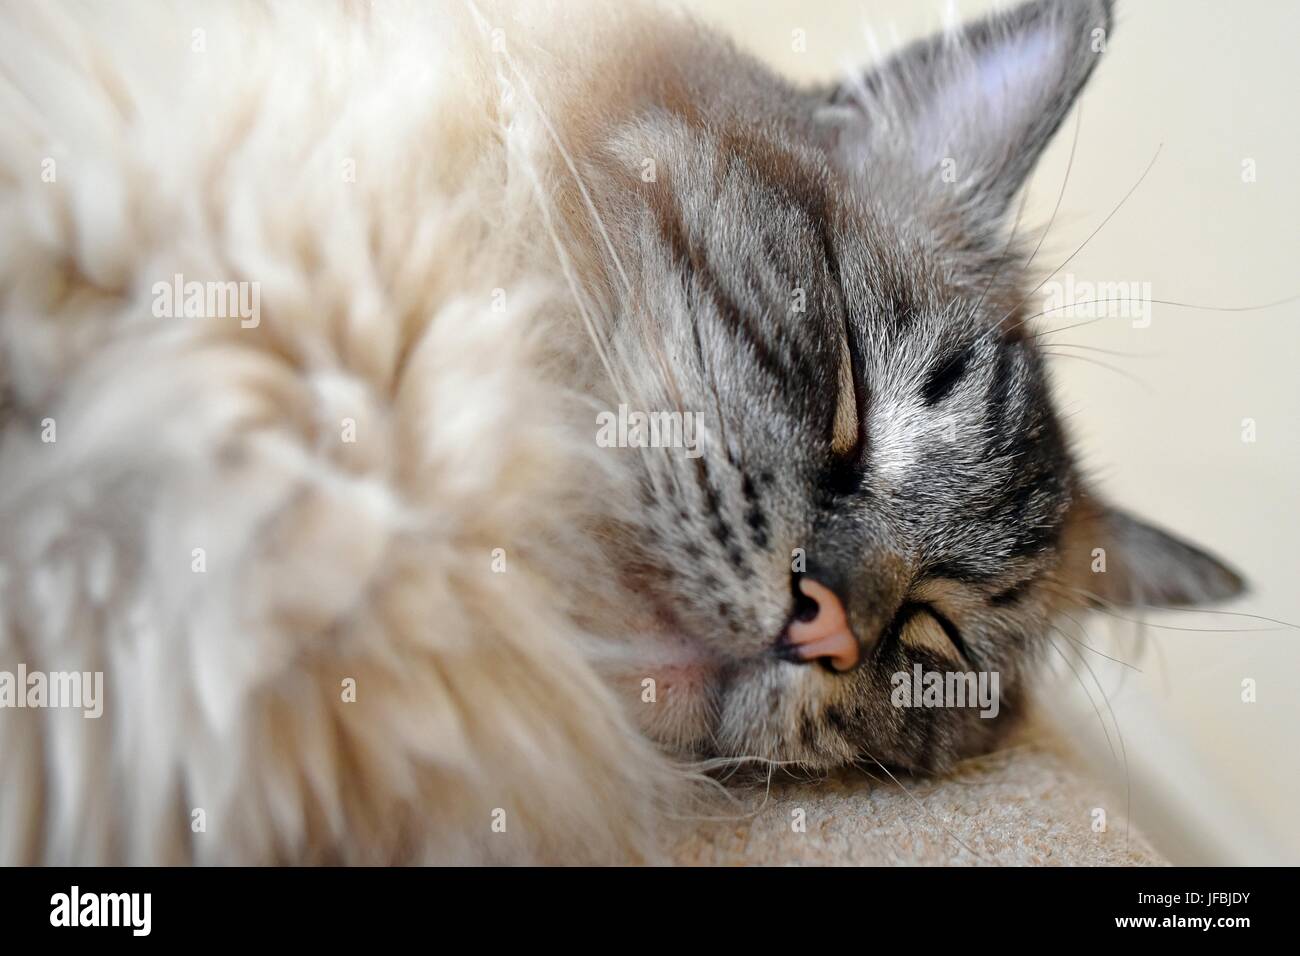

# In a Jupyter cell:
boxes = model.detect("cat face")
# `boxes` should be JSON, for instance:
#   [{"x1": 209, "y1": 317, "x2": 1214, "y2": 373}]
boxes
[{"x1": 581, "y1": 0, "x2": 1243, "y2": 770}]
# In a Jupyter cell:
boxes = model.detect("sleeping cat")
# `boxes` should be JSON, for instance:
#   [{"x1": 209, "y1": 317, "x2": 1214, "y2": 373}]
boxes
[{"x1": 0, "y1": 0, "x2": 1241, "y2": 864}]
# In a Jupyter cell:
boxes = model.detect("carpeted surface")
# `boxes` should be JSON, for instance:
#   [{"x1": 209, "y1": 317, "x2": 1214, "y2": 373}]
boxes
[{"x1": 670, "y1": 727, "x2": 1162, "y2": 866}]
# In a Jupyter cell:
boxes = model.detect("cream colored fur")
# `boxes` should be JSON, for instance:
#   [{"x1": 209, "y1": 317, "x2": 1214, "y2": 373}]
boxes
[{"x1": 0, "y1": 0, "x2": 684, "y2": 864}]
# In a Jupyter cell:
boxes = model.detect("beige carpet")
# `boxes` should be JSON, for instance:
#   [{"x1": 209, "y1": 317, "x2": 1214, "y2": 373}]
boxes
[{"x1": 670, "y1": 725, "x2": 1162, "y2": 866}]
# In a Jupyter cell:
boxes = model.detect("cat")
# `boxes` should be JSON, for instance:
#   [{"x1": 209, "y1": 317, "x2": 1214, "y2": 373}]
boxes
[{"x1": 0, "y1": 0, "x2": 1242, "y2": 864}]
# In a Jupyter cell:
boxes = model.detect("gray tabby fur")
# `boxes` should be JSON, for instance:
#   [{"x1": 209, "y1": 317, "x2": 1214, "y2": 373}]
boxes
[{"x1": 565, "y1": 0, "x2": 1243, "y2": 771}]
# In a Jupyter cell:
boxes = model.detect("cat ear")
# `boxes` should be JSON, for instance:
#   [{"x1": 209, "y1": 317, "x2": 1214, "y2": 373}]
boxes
[
  {"x1": 820, "y1": 0, "x2": 1113, "y2": 221},
  {"x1": 1064, "y1": 500, "x2": 1246, "y2": 608}
]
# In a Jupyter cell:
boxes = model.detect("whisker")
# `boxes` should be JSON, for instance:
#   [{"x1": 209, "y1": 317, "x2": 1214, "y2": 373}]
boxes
[
  {"x1": 967, "y1": 153, "x2": 1035, "y2": 320},
  {"x1": 1021, "y1": 105, "x2": 1083, "y2": 273},
  {"x1": 463, "y1": 0, "x2": 636, "y2": 417},
  {"x1": 997, "y1": 142, "x2": 1163, "y2": 338},
  {"x1": 857, "y1": 750, "x2": 991, "y2": 864},
  {"x1": 1054, "y1": 611, "x2": 1143, "y2": 672},
  {"x1": 1039, "y1": 349, "x2": 1155, "y2": 392},
  {"x1": 1046, "y1": 342, "x2": 1159, "y2": 358},
  {"x1": 921, "y1": 177, "x2": 1035, "y2": 392},
  {"x1": 1044, "y1": 581, "x2": 1283, "y2": 632},
  {"x1": 956, "y1": 288, "x2": 1294, "y2": 382},
  {"x1": 1025, "y1": 292, "x2": 1300, "y2": 341},
  {"x1": 1049, "y1": 625, "x2": 1132, "y2": 847},
  {"x1": 1123, "y1": 604, "x2": 1299, "y2": 630},
  {"x1": 1046, "y1": 629, "x2": 1116, "y2": 762},
  {"x1": 499, "y1": 62, "x2": 635, "y2": 301}
]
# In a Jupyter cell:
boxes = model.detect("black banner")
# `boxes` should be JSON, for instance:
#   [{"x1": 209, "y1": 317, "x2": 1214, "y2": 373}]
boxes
[{"x1": 0, "y1": 866, "x2": 1284, "y2": 940}]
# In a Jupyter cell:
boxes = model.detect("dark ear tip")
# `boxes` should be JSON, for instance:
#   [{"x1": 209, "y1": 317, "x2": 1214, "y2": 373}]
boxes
[
  {"x1": 1098, "y1": 0, "x2": 1117, "y2": 36},
  {"x1": 1167, "y1": 546, "x2": 1249, "y2": 607},
  {"x1": 1077, "y1": 0, "x2": 1115, "y2": 42},
  {"x1": 1045, "y1": 0, "x2": 1114, "y2": 39},
  {"x1": 1205, "y1": 560, "x2": 1248, "y2": 604}
]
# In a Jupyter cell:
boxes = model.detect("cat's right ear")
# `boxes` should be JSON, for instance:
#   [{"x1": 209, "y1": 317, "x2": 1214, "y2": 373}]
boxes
[
  {"x1": 814, "y1": 0, "x2": 1113, "y2": 224},
  {"x1": 1060, "y1": 495, "x2": 1247, "y2": 609}
]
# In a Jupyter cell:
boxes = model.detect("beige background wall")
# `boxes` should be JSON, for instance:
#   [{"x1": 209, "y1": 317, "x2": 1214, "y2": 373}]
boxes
[{"x1": 685, "y1": 0, "x2": 1300, "y2": 863}]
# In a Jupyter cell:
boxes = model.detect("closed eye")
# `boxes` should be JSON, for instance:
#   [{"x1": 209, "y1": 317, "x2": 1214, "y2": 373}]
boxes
[
  {"x1": 921, "y1": 344, "x2": 972, "y2": 406},
  {"x1": 892, "y1": 601, "x2": 981, "y2": 669},
  {"x1": 919, "y1": 603, "x2": 981, "y2": 669}
]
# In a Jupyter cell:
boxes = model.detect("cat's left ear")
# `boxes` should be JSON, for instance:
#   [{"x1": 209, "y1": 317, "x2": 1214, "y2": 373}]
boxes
[
  {"x1": 818, "y1": 0, "x2": 1113, "y2": 221},
  {"x1": 1061, "y1": 495, "x2": 1247, "y2": 608}
]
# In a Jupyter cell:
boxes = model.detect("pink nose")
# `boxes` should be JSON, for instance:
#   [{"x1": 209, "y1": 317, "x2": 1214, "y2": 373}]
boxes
[{"x1": 780, "y1": 578, "x2": 860, "y2": 671}]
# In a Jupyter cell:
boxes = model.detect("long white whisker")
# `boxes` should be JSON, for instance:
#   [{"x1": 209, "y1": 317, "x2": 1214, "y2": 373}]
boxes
[
  {"x1": 1046, "y1": 628, "x2": 1116, "y2": 762},
  {"x1": 1050, "y1": 624, "x2": 1132, "y2": 848},
  {"x1": 998, "y1": 143, "x2": 1163, "y2": 337},
  {"x1": 858, "y1": 750, "x2": 991, "y2": 864}
]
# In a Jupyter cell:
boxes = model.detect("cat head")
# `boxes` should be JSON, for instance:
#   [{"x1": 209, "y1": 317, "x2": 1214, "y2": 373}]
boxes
[{"x1": 575, "y1": 0, "x2": 1243, "y2": 769}]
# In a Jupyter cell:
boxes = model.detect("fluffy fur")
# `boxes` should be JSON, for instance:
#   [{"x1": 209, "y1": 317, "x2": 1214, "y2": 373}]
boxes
[{"x1": 0, "y1": 0, "x2": 690, "y2": 864}]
